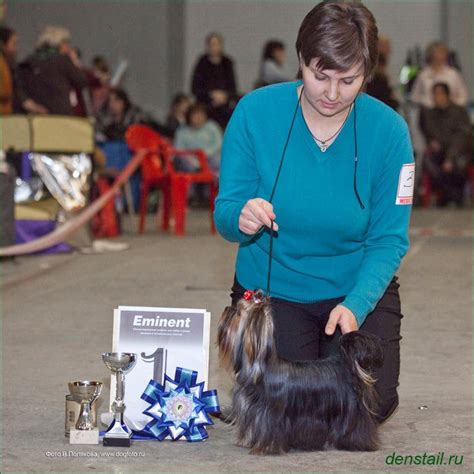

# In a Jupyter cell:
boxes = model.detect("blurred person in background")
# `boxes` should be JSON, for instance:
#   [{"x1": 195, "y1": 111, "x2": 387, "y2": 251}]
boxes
[
  {"x1": 164, "y1": 92, "x2": 192, "y2": 139},
  {"x1": 174, "y1": 102, "x2": 222, "y2": 207},
  {"x1": 0, "y1": 25, "x2": 47, "y2": 114},
  {"x1": 96, "y1": 87, "x2": 149, "y2": 141},
  {"x1": 365, "y1": 34, "x2": 399, "y2": 110},
  {"x1": 70, "y1": 47, "x2": 93, "y2": 117},
  {"x1": 0, "y1": 24, "x2": 14, "y2": 113},
  {"x1": 174, "y1": 102, "x2": 222, "y2": 174},
  {"x1": 191, "y1": 32, "x2": 237, "y2": 129},
  {"x1": 73, "y1": 53, "x2": 112, "y2": 117},
  {"x1": 411, "y1": 41, "x2": 468, "y2": 108},
  {"x1": 377, "y1": 35, "x2": 391, "y2": 63},
  {"x1": 89, "y1": 55, "x2": 111, "y2": 114},
  {"x1": 17, "y1": 25, "x2": 87, "y2": 115},
  {"x1": 97, "y1": 87, "x2": 170, "y2": 143},
  {"x1": 256, "y1": 39, "x2": 290, "y2": 87},
  {"x1": 420, "y1": 82, "x2": 472, "y2": 207}
]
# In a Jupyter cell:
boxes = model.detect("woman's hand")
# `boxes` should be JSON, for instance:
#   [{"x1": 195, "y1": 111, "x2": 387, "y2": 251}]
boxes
[
  {"x1": 67, "y1": 48, "x2": 82, "y2": 68},
  {"x1": 325, "y1": 304, "x2": 358, "y2": 335},
  {"x1": 23, "y1": 99, "x2": 49, "y2": 114},
  {"x1": 442, "y1": 160, "x2": 454, "y2": 173},
  {"x1": 238, "y1": 198, "x2": 279, "y2": 235},
  {"x1": 429, "y1": 140, "x2": 441, "y2": 152},
  {"x1": 210, "y1": 89, "x2": 228, "y2": 106}
]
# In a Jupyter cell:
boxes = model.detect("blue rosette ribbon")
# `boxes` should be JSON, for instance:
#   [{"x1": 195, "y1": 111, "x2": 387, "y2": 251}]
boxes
[{"x1": 134, "y1": 367, "x2": 220, "y2": 442}]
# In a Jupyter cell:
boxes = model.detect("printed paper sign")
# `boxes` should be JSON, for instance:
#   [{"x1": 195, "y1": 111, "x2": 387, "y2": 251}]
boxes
[
  {"x1": 111, "y1": 306, "x2": 210, "y2": 430},
  {"x1": 396, "y1": 163, "x2": 415, "y2": 205}
]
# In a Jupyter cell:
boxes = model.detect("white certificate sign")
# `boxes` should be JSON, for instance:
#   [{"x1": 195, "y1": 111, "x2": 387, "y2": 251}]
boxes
[
  {"x1": 111, "y1": 306, "x2": 211, "y2": 430},
  {"x1": 396, "y1": 163, "x2": 415, "y2": 205}
]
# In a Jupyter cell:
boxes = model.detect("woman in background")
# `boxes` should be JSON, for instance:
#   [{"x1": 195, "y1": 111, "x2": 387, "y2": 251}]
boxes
[
  {"x1": 18, "y1": 25, "x2": 87, "y2": 115},
  {"x1": 0, "y1": 25, "x2": 46, "y2": 114},
  {"x1": 257, "y1": 39, "x2": 290, "y2": 87},
  {"x1": 164, "y1": 93, "x2": 192, "y2": 139},
  {"x1": 411, "y1": 41, "x2": 468, "y2": 108},
  {"x1": 191, "y1": 32, "x2": 237, "y2": 129},
  {"x1": 420, "y1": 82, "x2": 472, "y2": 207}
]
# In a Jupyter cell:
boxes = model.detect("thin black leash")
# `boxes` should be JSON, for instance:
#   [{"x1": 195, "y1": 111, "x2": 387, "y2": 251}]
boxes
[
  {"x1": 265, "y1": 87, "x2": 304, "y2": 296},
  {"x1": 353, "y1": 104, "x2": 365, "y2": 210}
]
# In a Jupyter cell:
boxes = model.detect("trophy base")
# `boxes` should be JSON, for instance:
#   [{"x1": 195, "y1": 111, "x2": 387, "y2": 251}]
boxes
[
  {"x1": 69, "y1": 428, "x2": 100, "y2": 445},
  {"x1": 103, "y1": 436, "x2": 132, "y2": 447}
]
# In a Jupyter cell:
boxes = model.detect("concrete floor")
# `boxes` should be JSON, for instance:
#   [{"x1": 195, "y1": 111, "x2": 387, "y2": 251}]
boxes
[{"x1": 1, "y1": 208, "x2": 472, "y2": 473}]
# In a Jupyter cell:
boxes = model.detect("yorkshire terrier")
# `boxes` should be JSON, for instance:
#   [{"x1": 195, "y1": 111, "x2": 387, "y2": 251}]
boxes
[{"x1": 217, "y1": 290, "x2": 383, "y2": 454}]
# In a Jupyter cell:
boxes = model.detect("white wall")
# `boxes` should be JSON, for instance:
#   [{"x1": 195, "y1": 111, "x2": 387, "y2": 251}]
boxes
[{"x1": 445, "y1": 1, "x2": 472, "y2": 97}]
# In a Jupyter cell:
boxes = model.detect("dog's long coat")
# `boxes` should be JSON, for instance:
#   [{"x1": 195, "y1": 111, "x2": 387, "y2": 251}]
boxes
[{"x1": 218, "y1": 292, "x2": 383, "y2": 454}]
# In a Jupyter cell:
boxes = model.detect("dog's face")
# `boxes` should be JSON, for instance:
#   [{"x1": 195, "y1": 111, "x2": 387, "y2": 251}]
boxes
[{"x1": 217, "y1": 292, "x2": 275, "y2": 380}]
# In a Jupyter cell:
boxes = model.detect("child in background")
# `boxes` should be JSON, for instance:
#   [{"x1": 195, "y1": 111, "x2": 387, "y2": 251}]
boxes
[
  {"x1": 174, "y1": 102, "x2": 222, "y2": 174},
  {"x1": 165, "y1": 93, "x2": 192, "y2": 139},
  {"x1": 174, "y1": 103, "x2": 222, "y2": 206}
]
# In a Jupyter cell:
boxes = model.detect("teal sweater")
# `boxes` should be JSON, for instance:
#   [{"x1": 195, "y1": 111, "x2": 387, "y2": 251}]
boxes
[{"x1": 214, "y1": 81, "x2": 414, "y2": 325}]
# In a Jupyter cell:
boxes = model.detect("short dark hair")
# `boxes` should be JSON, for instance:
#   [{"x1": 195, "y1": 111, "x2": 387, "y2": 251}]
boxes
[
  {"x1": 432, "y1": 82, "x2": 450, "y2": 97},
  {"x1": 110, "y1": 88, "x2": 131, "y2": 112},
  {"x1": 186, "y1": 102, "x2": 208, "y2": 124},
  {"x1": 425, "y1": 41, "x2": 447, "y2": 65},
  {"x1": 295, "y1": 2, "x2": 378, "y2": 81},
  {"x1": 0, "y1": 26, "x2": 15, "y2": 46},
  {"x1": 262, "y1": 40, "x2": 285, "y2": 61},
  {"x1": 171, "y1": 93, "x2": 190, "y2": 108},
  {"x1": 205, "y1": 31, "x2": 223, "y2": 45},
  {"x1": 92, "y1": 55, "x2": 109, "y2": 73}
]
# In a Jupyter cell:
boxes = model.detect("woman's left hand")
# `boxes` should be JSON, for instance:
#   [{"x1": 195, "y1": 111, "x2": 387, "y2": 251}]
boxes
[
  {"x1": 325, "y1": 305, "x2": 358, "y2": 335},
  {"x1": 210, "y1": 89, "x2": 228, "y2": 106}
]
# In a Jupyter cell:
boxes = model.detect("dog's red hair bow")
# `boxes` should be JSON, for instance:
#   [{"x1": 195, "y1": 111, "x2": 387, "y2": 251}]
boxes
[{"x1": 243, "y1": 290, "x2": 254, "y2": 301}]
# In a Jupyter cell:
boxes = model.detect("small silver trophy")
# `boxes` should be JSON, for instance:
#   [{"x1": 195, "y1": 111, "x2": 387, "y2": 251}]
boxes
[
  {"x1": 102, "y1": 352, "x2": 137, "y2": 447},
  {"x1": 68, "y1": 381, "x2": 103, "y2": 444}
]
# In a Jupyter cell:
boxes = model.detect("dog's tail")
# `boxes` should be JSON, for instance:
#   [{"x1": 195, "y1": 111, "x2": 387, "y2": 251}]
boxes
[
  {"x1": 339, "y1": 331, "x2": 383, "y2": 413},
  {"x1": 240, "y1": 291, "x2": 276, "y2": 382}
]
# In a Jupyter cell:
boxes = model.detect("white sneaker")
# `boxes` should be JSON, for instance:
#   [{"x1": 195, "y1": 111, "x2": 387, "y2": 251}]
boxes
[{"x1": 92, "y1": 239, "x2": 130, "y2": 252}]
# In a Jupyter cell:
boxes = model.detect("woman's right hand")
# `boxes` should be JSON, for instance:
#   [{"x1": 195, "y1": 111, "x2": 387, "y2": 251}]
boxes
[{"x1": 238, "y1": 198, "x2": 279, "y2": 235}]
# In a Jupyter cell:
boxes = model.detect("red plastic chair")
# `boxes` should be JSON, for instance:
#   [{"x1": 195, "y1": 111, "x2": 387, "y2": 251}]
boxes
[
  {"x1": 161, "y1": 143, "x2": 217, "y2": 236},
  {"x1": 125, "y1": 125, "x2": 171, "y2": 234}
]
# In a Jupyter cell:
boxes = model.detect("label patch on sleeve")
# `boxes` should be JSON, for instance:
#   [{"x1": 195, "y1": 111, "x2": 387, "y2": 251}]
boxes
[{"x1": 396, "y1": 163, "x2": 415, "y2": 205}]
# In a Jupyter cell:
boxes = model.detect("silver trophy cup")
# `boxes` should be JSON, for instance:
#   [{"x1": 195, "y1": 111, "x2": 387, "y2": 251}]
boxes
[
  {"x1": 102, "y1": 352, "x2": 137, "y2": 447},
  {"x1": 68, "y1": 381, "x2": 103, "y2": 444},
  {"x1": 68, "y1": 381, "x2": 103, "y2": 430}
]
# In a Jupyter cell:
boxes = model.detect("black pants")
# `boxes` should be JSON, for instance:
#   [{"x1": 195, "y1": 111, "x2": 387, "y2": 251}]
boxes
[{"x1": 230, "y1": 275, "x2": 403, "y2": 423}]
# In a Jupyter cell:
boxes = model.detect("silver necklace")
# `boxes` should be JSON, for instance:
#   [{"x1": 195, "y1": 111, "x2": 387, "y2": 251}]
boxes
[{"x1": 307, "y1": 104, "x2": 353, "y2": 152}]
